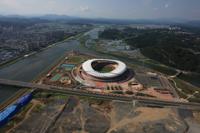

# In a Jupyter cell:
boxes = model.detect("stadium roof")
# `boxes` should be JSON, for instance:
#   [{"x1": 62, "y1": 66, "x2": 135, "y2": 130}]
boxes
[{"x1": 82, "y1": 59, "x2": 127, "y2": 79}]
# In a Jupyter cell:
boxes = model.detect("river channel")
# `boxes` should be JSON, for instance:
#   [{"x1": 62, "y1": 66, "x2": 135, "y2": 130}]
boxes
[{"x1": 0, "y1": 40, "x2": 83, "y2": 103}]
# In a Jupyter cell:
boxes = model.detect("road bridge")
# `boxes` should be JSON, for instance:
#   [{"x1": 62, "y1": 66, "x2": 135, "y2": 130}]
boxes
[{"x1": 0, "y1": 78, "x2": 200, "y2": 110}]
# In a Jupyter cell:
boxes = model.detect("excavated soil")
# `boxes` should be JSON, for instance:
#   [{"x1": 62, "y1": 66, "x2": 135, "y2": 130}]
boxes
[{"x1": 8, "y1": 96, "x2": 187, "y2": 133}]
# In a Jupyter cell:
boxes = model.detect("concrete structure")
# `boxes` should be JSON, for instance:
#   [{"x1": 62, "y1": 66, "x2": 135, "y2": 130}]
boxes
[
  {"x1": 73, "y1": 58, "x2": 137, "y2": 90},
  {"x1": 82, "y1": 59, "x2": 127, "y2": 79}
]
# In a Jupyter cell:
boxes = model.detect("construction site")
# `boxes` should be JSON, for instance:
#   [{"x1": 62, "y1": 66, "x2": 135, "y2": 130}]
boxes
[
  {"x1": 0, "y1": 51, "x2": 200, "y2": 133},
  {"x1": 36, "y1": 51, "x2": 179, "y2": 102}
]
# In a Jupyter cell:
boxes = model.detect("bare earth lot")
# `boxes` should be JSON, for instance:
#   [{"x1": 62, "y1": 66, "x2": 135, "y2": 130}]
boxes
[{"x1": 5, "y1": 94, "x2": 189, "y2": 133}]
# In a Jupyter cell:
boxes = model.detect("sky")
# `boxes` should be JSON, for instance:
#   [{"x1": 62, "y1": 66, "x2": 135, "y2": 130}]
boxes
[{"x1": 0, "y1": 0, "x2": 200, "y2": 20}]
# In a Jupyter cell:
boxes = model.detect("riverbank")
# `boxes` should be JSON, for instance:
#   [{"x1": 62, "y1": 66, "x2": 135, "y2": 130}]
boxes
[
  {"x1": 0, "y1": 36, "x2": 83, "y2": 106},
  {"x1": 0, "y1": 35, "x2": 76, "y2": 70}
]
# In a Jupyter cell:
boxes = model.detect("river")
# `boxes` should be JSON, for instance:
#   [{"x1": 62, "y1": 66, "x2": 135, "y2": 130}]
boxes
[{"x1": 0, "y1": 40, "x2": 81, "y2": 103}]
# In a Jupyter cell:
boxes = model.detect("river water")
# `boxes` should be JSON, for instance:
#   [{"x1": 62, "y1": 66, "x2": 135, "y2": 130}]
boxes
[{"x1": 0, "y1": 40, "x2": 81, "y2": 103}]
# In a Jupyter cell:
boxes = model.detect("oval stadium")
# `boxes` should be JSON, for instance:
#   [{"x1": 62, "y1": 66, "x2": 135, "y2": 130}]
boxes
[
  {"x1": 72, "y1": 58, "x2": 141, "y2": 90},
  {"x1": 82, "y1": 59, "x2": 127, "y2": 79}
]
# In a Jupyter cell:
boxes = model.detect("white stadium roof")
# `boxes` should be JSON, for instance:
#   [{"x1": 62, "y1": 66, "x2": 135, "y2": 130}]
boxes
[{"x1": 82, "y1": 59, "x2": 127, "y2": 79}]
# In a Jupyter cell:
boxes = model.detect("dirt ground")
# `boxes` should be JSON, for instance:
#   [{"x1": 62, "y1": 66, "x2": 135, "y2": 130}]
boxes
[
  {"x1": 107, "y1": 102, "x2": 186, "y2": 133},
  {"x1": 6, "y1": 96, "x2": 188, "y2": 133},
  {"x1": 7, "y1": 97, "x2": 68, "y2": 133}
]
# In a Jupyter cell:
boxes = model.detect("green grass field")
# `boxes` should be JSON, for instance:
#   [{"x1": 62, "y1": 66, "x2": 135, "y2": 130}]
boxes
[
  {"x1": 50, "y1": 74, "x2": 62, "y2": 81},
  {"x1": 68, "y1": 56, "x2": 84, "y2": 64},
  {"x1": 96, "y1": 66, "x2": 114, "y2": 73}
]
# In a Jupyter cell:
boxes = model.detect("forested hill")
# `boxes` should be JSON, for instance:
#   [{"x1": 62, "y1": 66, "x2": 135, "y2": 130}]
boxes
[{"x1": 99, "y1": 27, "x2": 200, "y2": 73}]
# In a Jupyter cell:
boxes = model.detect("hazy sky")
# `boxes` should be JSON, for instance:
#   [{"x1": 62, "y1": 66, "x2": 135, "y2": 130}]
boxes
[{"x1": 0, "y1": 0, "x2": 199, "y2": 20}]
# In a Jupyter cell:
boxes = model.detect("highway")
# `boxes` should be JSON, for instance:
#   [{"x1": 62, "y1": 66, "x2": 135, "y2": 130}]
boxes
[{"x1": 0, "y1": 78, "x2": 200, "y2": 110}]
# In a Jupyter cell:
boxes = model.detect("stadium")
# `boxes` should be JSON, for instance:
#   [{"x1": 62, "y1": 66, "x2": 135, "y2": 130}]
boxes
[
  {"x1": 82, "y1": 59, "x2": 127, "y2": 79},
  {"x1": 73, "y1": 59, "x2": 139, "y2": 89}
]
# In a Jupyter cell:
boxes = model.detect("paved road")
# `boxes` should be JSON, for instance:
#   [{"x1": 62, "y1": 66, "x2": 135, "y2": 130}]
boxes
[{"x1": 0, "y1": 78, "x2": 200, "y2": 110}]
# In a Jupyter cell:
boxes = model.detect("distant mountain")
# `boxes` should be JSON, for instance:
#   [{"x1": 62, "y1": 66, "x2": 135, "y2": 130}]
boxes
[
  {"x1": 26, "y1": 15, "x2": 200, "y2": 26},
  {"x1": 0, "y1": 14, "x2": 200, "y2": 27},
  {"x1": 0, "y1": 14, "x2": 185, "y2": 25},
  {"x1": 38, "y1": 14, "x2": 78, "y2": 20},
  {"x1": 0, "y1": 15, "x2": 24, "y2": 18},
  {"x1": 0, "y1": 16, "x2": 48, "y2": 28},
  {"x1": 184, "y1": 20, "x2": 200, "y2": 27}
]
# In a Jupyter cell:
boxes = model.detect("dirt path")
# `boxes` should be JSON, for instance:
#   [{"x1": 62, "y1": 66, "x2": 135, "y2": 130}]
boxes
[
  {"x1": 7, "y1": 100, "x2": 42, "y2": 133},
  {"x1": 79, "y1": 104, "x2": 86, "y2": 132}
]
